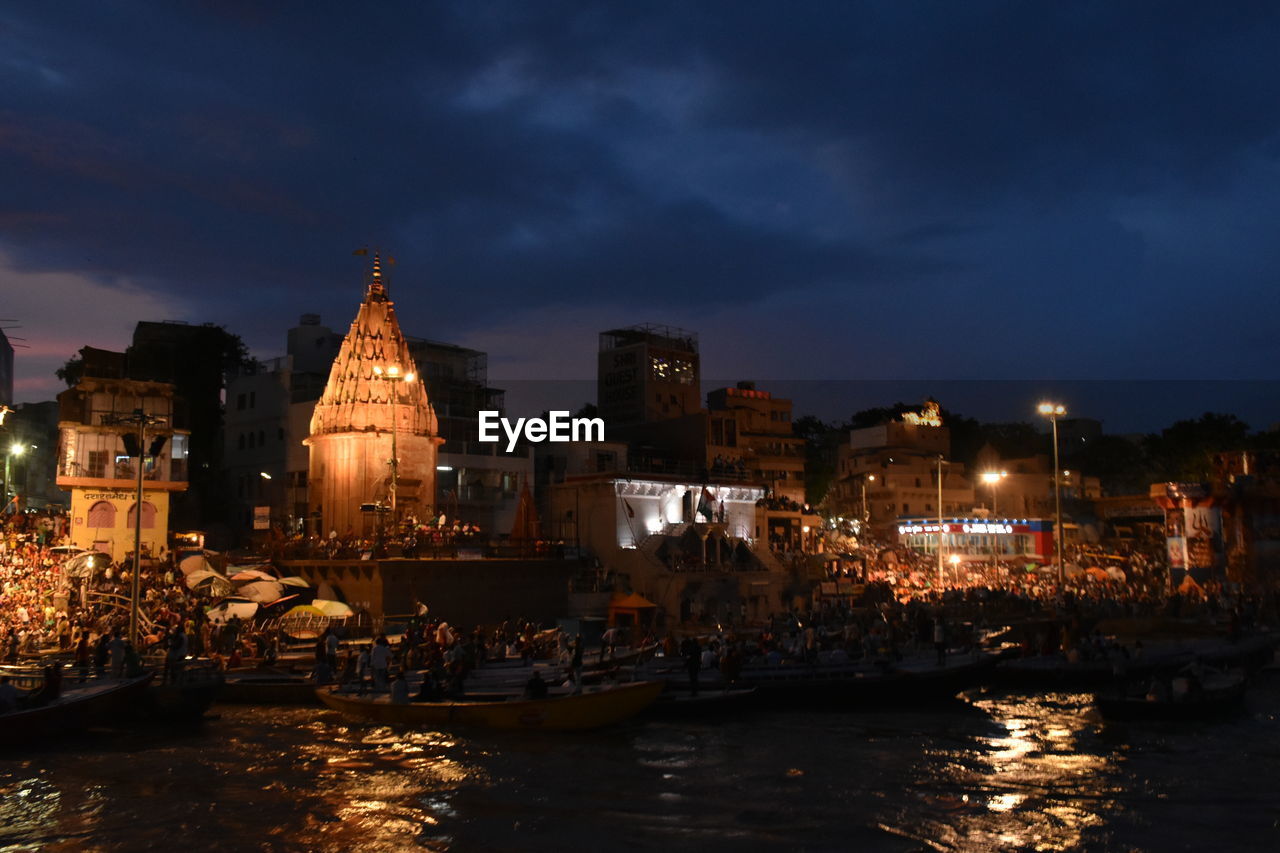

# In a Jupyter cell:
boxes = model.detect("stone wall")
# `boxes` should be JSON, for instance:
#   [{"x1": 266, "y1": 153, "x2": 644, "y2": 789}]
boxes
[{"x1": 282, "y1": 558, "x2": 576, "y2": 628}]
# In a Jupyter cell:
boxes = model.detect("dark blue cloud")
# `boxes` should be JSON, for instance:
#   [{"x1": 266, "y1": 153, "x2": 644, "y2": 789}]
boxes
[{"x1": 2, "y1": 0, "x2": 1279, "y2": 403}]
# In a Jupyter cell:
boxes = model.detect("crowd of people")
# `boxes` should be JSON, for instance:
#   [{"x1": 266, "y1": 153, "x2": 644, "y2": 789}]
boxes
[
  {"x1": 0, "y1": 508, "x2": 212, "y2": 673},
  {"x1": 309, "y1": 615, "x2": 562, "y2": 699}
]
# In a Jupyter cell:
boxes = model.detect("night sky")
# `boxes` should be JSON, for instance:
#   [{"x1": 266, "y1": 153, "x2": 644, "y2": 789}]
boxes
[{"x1": 3, "y1": 2, "x2": 1279, "y2": 429}]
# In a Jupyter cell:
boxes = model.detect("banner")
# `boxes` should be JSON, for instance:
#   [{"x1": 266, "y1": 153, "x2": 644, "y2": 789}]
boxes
[{"x1": 1184, "y1": 505, "x2": 1222, "y2": 572}]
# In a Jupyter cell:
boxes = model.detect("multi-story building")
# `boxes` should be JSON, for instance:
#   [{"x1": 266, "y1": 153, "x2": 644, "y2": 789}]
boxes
[
  {"x1": 125, "y1": 320, "x2": 242, "y2": 531},
  {"x1": 597, "y1": 325, "x2": 700, "y2": 427},
  {"x1": 707, "y1": 382, "x2": 805, "y2": 504},
  {"x1": 55, "y1": 348, "x2": 189, "y2": 561},
  {"x1": 3, "y1": 401, "x2": 67, "y2": 511},
  {"x1": 0, "y1": 327, "x2": 13, "y2": 408},
  {"x1": 830, "y1": 401, "x2": 976, "y2": 530}
]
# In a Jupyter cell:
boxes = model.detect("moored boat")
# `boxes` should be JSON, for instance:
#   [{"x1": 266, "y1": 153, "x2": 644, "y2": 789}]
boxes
[
  {"x1": 648, "y1": 686, "x2": 758, "y2": 717},
  {"x1": 138, "y1": 660, "x2": 226, "y2": 720},
  {"x1": 317, "y1": 680, "x2": 664, "y2": 731},
  {"x1": 1095, "y1": 670, "x2": 1247, "y2": 721},
  {"x1": 998, "y1": 633, "x2": 1277, "y2": 690},
  {"x1": 221, "y1": 673, "x2": 321, "y2": 705},
  {"x1": 1, "y1": 672, "x2": 155, "y2": 746},
  {"x1": 741, "y1": 651, "x2": 1002, "y2": 706},
  {"x1": 640, "y1": 649, "x2": 1002, "y2": 706}
]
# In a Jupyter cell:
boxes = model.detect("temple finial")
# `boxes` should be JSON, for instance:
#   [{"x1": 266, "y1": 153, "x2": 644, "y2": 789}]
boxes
[{"x1": 366, "y1": 252, "x2": 387, "y2": 300}]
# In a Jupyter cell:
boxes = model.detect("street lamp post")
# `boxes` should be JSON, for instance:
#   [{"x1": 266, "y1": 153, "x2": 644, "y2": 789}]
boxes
[
  {"x1": 981, "y1": 469, "x2": 1008, "y2": 568},
  {"x1": 372, "y1": 364, "x2": 415, "y2": 532},
  {"x1": 106, "y1": 408, "x2": 166, "y2": 646},
  {"x1": 861, "y1": 473, "x2": 875, "y2": 526},
  {"x1": 936, "y1": 455, "x2": 946, "y2": 589},
  {"x1": 1037, "y1": 402, "x2": 1067, "y2": 586},
  {"x1": 3, "y1": 443, "x2": 25, "y2": 512}
]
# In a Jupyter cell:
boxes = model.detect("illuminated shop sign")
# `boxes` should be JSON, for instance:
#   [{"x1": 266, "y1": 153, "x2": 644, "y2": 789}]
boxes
[{"x1": 898, "y1": 522, "x2": 1017, "y2": 535}]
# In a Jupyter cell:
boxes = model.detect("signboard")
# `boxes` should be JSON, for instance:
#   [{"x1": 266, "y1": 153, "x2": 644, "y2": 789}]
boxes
[{"x1": 253, "y1": 506, "x2": 270, "y2": 530}]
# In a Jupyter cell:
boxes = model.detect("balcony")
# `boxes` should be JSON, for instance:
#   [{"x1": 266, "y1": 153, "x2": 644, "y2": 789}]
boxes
[{"x1": 57, "y1": 460, "x2": 188, "y2": 491}]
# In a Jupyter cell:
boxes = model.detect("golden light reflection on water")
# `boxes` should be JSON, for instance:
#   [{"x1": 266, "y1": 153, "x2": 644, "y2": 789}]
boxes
[
  {"x1": 258, "y1": 714, "x2": 487, "y2": 853},
  {"x1": 0, "y1": 775, "x2": 63, "y2": 846},
  {"x1": 915, "y1": 692, "x2": 1118, "y2": 852}
]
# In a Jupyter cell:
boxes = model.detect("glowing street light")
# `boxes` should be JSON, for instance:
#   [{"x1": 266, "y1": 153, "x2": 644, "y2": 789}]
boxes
[
  {"x1": 3, "y1": 442, "x2": 26, "y2": 510},
  {"x1": 981, "y1": 469, "x2": 1008, "y2": 568},
  {"x1": 1037, "y1": 401, "x2": 1067, "y2": 585},
  {"x1": 861, "y1": 473, "x2": 876, "y2": 525}
]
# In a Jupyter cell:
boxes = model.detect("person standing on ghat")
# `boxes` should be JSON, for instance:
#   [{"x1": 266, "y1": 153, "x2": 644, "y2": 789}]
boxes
[{"x1": 370, "y1": 635, "x2": 391, "y2": 691}]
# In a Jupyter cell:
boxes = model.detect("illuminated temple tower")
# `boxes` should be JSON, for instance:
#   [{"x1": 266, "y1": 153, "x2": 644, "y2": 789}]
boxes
[{"x1": 305, "y1": 256, "x2": 442, "y2": 536}]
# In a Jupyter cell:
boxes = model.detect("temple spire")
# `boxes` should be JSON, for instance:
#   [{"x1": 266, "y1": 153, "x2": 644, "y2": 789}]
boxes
[{"x1": 366, "y1": 252, "x2": 387, "y2": 301}]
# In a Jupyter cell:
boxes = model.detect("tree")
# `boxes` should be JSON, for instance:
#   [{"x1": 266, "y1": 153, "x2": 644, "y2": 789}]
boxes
[
  {"x1": 793, "y1": 415, "x2": 841, "y2": 504},
  {"x1": 1145, "y1": 413, "x2": 1251, "y2": 483},
  {"x1": 1070, "y1": 434, "x2": 1150, "y2": 495},
  {"x1": 55, "y1": 354, "x2": 84, "y2": 388}
]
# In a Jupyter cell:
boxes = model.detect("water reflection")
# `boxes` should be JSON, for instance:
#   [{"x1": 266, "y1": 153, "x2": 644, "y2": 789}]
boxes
[
  {"x1": 897, "y1": 691, "x2": 1119, "y2": 852},
  {"x1": 1, "y1": 679, "x2": 1277, "y2": 851}
]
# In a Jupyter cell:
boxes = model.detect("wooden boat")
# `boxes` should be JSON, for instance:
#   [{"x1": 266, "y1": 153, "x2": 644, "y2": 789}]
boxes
[
  {"x1": 139, "y1": 660, "x2": 226, "y2": 721},
  {"x1": 741, "y1": 651, "x2": 1002, "y2": 706},
  {"x1": 648, "y1": 686, "x2": 757, "y2": 717},
  {"x1": 0, "y1": 672, "x2": 155, "y2": 746},
  {"x1": 317, "y1": 680, "x2": 665, "y2": 731},
  {"x1": 998, "y1": 633, "x2": 1277, "y2": 690},
  {"x1": 221, "y1": 672, "x2": 321, "y2": 705},
  {"x1": 641, "y1": 649, "x2": 1001, "y2": 706},
  {"x1": 1095, "y1": 671, "x2": 1247, "y2": 721}
]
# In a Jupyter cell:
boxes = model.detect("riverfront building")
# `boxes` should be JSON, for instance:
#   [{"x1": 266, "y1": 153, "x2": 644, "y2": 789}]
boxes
[{"x1": 54, "y1": 348, "x2": 189, "y2": 562}]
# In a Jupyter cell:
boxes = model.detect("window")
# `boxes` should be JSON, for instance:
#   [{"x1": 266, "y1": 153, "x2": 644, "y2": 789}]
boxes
[
  {"x1": 237, "y1": 394, "x2": 246, "y2": 411},
  {"x1": 126, "y1": 501, "x2": 157, "y2": 530},
  {"x1": 257, "y1": 430, "x2": 265, "y2": 446},
  {"x1": 87, "y1": 450, "x2": 108, "y2": 478},
  {"x1": 249, "y1": 391, "x2": 256, "y2": 408},
  {"x1": 238, "y1": 434, "x2": 245, "y2": 451}
]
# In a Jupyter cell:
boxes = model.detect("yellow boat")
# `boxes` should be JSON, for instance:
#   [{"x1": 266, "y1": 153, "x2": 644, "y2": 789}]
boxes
[{"x1": 317, "y1": 681, "x2": 665, "y2": 731}]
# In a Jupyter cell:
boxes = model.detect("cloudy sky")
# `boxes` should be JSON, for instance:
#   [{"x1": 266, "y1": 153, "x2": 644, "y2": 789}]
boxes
[{"x1": 3, "y1": 2, "x2": 1279, "y2": 426}]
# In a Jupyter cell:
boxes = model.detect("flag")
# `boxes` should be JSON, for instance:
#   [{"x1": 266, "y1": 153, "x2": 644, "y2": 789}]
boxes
[{"x1": 697, "y1": 487, "x2": 715, "y2": 520}]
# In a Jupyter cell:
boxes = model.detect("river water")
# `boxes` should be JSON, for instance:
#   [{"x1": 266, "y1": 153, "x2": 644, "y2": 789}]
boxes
[{"x1": 3, "y1": 673, "x2": 1278, "y2": 852}]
